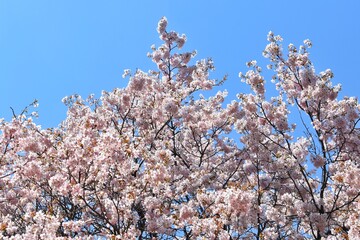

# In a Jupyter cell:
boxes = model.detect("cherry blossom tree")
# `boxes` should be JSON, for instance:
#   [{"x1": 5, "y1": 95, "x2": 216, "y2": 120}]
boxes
[{"x1": 1, "y1": 17, "x2": 359, "y2": 239}]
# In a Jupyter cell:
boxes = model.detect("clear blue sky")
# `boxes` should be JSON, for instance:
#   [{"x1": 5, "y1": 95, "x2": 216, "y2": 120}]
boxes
[{"x1": 1, "y1": 1, "x2": 359, "y2": 128}]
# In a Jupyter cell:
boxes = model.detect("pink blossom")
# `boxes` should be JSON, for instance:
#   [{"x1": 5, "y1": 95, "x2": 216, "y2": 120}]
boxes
[
  {"x1": 311, "y1": 155, "x2": 326, "y2": 168},
  {"x1": 179, "y1": 205, "x2": 194, "y2": 221},
  {"x1": 157, "y1": 16, "x2": 167, "y2": 34}
]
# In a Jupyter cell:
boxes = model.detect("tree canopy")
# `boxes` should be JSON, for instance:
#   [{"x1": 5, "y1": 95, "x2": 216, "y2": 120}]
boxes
[{"x1": 1, "y1": 17, "x2": 359, "y2": 240}]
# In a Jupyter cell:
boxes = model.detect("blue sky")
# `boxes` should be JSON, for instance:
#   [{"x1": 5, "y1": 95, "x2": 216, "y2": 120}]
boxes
[{"x1": 1, "y1": 1, "x2": 359, "y2": 128}]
